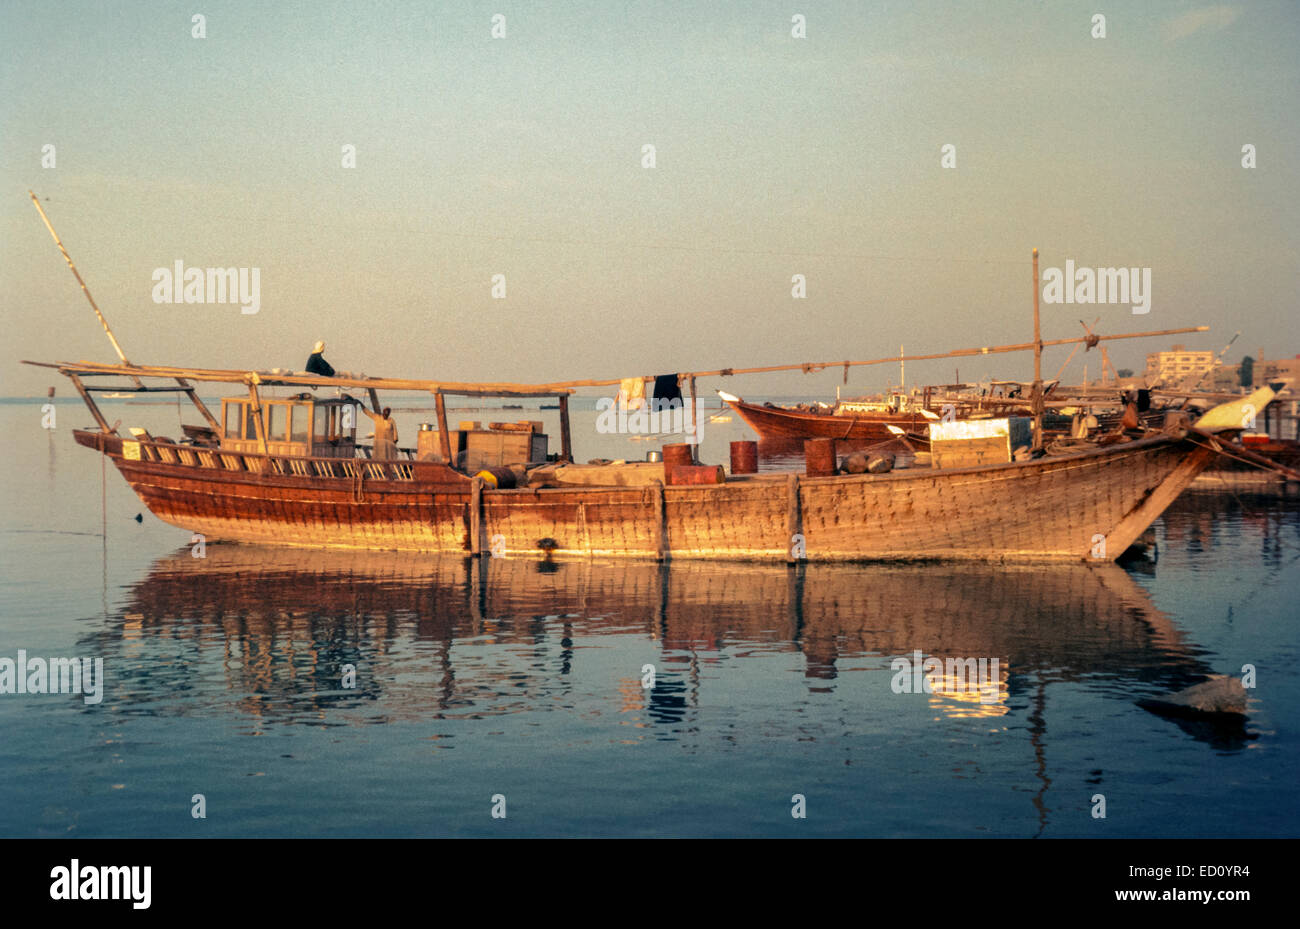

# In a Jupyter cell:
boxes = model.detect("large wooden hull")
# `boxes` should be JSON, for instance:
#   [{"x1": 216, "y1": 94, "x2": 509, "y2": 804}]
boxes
[
  {"x1": 726, "y1": 398, "x2": 932, "y2": 441},
  {"x1": 75, "y1": 428, "x2": 1216, "y2": 562}
]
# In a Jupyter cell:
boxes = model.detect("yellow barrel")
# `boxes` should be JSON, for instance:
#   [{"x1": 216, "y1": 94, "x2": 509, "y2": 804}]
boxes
[{"x1": 474, "y1": 467, "x2": 518, "y2": 489}]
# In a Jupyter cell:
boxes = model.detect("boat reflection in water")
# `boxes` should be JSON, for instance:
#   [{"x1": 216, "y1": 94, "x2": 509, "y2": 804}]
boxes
[{"x1": 82, "y1": 546, "x2": 1248, "y2": 750}]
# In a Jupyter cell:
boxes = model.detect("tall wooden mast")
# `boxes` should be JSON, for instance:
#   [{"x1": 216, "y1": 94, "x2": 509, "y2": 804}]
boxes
[
  {"x1": 1031, "y1": 248, "x2": 1044, "y2": 451},
  {"x1": 29, "y1": 191, "x2": 134, "y2": 369}
]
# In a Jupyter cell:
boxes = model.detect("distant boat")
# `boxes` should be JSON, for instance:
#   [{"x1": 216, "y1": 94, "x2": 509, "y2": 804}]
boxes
[
  {"x1": 540, "y1": 403, "x2": 560, "y2": 410},
  {"x1": 723, "y1": 395, "x2": 933, "y2": 443},
  {"x1": 719, "y1": 382, "x2": 1048, "y2": 445}
]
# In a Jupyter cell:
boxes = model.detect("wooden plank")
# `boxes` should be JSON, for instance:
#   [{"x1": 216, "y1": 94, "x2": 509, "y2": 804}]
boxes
[
  {"x1": 786, "y1": 473, "x2": 802, "y2": 563},
  {"x1": 558, "y1": 394, "x2": 572, "y2": 463},
  {"x1": 687, "y1": 375, "x2": 699, "y2": 464},
  {"x1": 435, "y1": 392, "x2": 453, "y2": 463},
  {"x1": 246, "y1": 383, "x2": 269, "y2": 455},
  {"x1": 649, "y1": 479, "x2": 666, "y2": 561},
  {"x1": 470, "y1": 476, "x2": 484, "y2": 556},
  {"x1": 84, "y1": 385, "x2": 191, "y2": 392}
]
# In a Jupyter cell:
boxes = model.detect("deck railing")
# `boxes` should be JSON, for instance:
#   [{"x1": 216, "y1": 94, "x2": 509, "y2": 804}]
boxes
[{"x1": 127, "y1": 437, "x2": 420, "y2": 482}]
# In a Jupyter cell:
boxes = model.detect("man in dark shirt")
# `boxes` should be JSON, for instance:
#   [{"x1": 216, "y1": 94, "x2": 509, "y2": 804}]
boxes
[{"x1": 306, "y1": 341, "x2": 335, "y2": 377}]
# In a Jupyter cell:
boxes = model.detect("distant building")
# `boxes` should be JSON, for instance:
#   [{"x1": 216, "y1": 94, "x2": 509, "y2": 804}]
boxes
[
  {"x1": 1210, "y1": 354, "x2": 1300, "y2": 391},
  {"x1": 1209, "y1": 364, "x2": 1242, "y2": 391},
  {"x1": 1256, "y1": 354, "x2": 1300, "y2": 388},
  {"x1": 1144, "y1": 344, "x2": 1219, "y2": 389}
]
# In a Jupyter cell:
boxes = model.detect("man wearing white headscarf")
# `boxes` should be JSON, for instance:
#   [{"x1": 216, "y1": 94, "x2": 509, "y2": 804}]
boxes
[{"x1": 306, "y1": 341, "x2": 335, "y2": 377}]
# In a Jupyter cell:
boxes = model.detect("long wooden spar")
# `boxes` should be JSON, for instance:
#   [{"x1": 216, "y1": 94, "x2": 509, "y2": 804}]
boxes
[
  {"x1": 25, "y1": 322, "x2": 1208, "y2": 398},
  {"x1": 539, "y1": 325, "x2": 1211, "y2": 390},
  {"x1": 29, "y1": 191, "x2": 132, "y2": 368},
  {"x1": 20, "y1": 360, "x2": 577, "y2": 398}
]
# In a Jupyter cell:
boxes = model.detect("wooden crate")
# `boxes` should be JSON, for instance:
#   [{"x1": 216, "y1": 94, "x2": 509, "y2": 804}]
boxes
[
  {"x1": 457, "y1": 429, "x2": 548, "y2": 470},
  {"x1": 929, "y1": 417, "x2": 1032, "y2": 469}
]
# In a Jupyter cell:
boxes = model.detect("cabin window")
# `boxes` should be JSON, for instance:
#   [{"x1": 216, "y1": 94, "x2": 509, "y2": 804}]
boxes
[
  {"x1": 313, "y1": 404, "x2": 329, "y2": 442},
  {"x1": 290, "y1": 405, "x2": 309, "y2": 443},
  {"x1": 265, "y1": 403, "x2": 284, "y2": 442},
  {"x1": 224, "y1": 402, "x2": 245, "y2": 439},
  {"x1": 244, "y1": 405, "x2": 260, "y2": 441}
]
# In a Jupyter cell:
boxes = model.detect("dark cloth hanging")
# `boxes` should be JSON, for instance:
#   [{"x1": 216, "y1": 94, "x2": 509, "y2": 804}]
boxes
[
  {"x1": 306, "y1": 352, "x2": 335, "y2": 377},
  {"x1": 652, "y1": 373, "x2": 682, "y2": 408}
]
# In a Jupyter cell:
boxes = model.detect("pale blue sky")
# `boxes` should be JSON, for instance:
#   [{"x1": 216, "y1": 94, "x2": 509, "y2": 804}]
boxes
[{"x1": 3, "y1": 0, "x2": 1297, "y2": 395}]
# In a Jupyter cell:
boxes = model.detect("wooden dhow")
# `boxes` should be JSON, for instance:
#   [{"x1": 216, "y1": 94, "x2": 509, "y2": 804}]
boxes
[
  {"x1": 26, "y1": 359, "x2": 1268, "y2": 564},
  {"x1": 24, "y1": 194, "x2": 1260, "y2": 562},
  {"x1": 720, "y1": 395, "x2": 935, "y2": 443}
]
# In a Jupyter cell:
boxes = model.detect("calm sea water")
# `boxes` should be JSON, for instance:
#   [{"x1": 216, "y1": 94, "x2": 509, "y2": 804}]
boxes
[{"x1": 2, "y1": 399, "x2": 1297, "y2": 837}]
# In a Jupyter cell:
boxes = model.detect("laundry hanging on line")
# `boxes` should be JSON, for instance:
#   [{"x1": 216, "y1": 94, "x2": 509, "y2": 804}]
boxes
[
  {"x1": 653, "y1": 373, "x2": 683, "y2": 407},
  {"x1": 617, "y1": 377, "x2": 646, "y2": 411}
]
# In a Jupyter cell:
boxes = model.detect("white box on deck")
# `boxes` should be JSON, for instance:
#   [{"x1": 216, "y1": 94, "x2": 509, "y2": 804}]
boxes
[{"x1": 928, "y1": 417, "x2": 1033, "y2": 469}]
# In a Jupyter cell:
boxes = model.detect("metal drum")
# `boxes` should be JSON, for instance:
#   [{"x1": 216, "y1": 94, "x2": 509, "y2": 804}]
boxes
[
  {"x1": 804, "y1": 438, "x2": 837, "y2": 477},
  {"x1": 730, "y1": 440, "x2": 758, "y2": 474}
]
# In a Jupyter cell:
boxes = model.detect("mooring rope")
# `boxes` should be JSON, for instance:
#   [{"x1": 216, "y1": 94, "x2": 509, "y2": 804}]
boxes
[{"x1": 1186, "y1": 436, "x2": 1296, "y2": 478}]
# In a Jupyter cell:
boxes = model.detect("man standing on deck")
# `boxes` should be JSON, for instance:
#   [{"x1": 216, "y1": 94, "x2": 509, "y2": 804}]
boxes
[
  {"x1": 359, "y1": 404, "x2": 398, "y2": 459},
  {"x1": 306, "y1": 341, "x2": 335, "y2": 377}
]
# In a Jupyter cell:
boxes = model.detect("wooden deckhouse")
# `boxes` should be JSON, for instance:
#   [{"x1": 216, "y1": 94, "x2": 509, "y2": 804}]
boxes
[
  {"x1": 218, "y1": 394, "x2": 359, "y2": 458},
  {"x1": 38, "y1": 359, "x2": 575, "y2": 466}
]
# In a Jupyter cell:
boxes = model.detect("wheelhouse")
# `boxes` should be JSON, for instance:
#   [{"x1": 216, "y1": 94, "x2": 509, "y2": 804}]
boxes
[
  {"x1": 220, "y1": 395, "x2": 360, "y2": 458},
  {"x1": 27, "y1": 360, "x2": 579, "y2": 472}
]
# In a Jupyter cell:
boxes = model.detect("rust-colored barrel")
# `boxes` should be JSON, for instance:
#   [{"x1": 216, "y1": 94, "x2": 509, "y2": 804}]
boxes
[
  {"x1": 668, "y1": 464, "x2": 726, "y2": 485},
  {"x1": 662, "y1": 443, "x2": 694, "y2": 468},
  {"x1": 662, "y1": 442, "x2": 695, "y2": 483},
  {"x1": 804, "y1": 438, "x2": 837, "y2": 477},
  {"x1": 730, "y1": 440, "x2": 758, "y2": 475}
]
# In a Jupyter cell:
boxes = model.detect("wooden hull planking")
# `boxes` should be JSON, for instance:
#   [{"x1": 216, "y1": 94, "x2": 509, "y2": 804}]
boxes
[{"x1": 78, "y1": 428, "x2": 1216, "y2": 563}]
